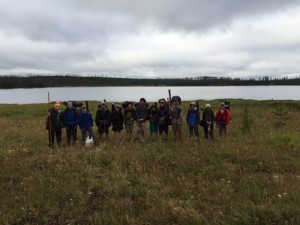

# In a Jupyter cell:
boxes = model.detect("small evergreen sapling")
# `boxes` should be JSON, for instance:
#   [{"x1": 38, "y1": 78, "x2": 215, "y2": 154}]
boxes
[
  {"x1": 239, "y1": 107, "x2": 253, "y2": 133},
  {"x1": 272, "y1": 101, "x2": 289, "y2": 126}
]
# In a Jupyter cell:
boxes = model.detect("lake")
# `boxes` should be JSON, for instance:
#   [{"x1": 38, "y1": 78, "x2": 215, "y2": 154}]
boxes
[{"x1": 0, "y1": 86, "x2": 299, "y2": 104}]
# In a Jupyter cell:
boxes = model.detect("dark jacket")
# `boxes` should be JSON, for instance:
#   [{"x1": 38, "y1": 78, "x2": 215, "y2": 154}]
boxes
[
  {"x1": 186, "y1": 108, "x2": 200, "y2": 127},
  {"x1": 149, "y1": 107, "x2": 159, "y2": 124},
  {"x1": 202, "y1": 110, "x2": 215, "y2": 123},
  {"x1": 157, "y1": 106, "x2": 169, "y2": 125},
  {"x1": 95, "y1": 108, "x2": 111, "y2": 127},
  {"x1": 111, "y1": 110, "x2": 124, "y2": 131},
  {"x1": 63, "y1": 107, "x2": 78, "y2": 127},
  {"x1": 47, "y1": 108, "x2": 64, "y2": 129},
  {"x1": 136, "y1": 105, "x2": 149, "y2": 122},
  {"x1": 78, "y1": 111, "x2": 93, "y2": 130}
]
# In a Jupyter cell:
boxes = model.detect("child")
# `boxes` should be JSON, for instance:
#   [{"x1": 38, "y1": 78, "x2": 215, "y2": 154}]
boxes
[
  {"x1": 201, "y1": 104, "x2": 215, "y2": 139},
  {"x1": 78, "y1": 106, "x2": 95, "y2": 146}
]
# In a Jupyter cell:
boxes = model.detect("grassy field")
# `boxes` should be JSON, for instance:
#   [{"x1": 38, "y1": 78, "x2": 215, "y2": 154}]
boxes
[{"x1": 0, "y1": 100, "x2": 299, "y2": 225}]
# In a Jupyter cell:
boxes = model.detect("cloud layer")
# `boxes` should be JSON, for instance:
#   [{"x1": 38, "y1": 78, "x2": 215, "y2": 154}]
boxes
[{"x1": 0, "y1": 0, "x2": 300, "y2": 77}]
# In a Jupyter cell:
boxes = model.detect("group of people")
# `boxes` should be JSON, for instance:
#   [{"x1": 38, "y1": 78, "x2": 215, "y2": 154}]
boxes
[{"x1": 46, "y1": 97, "x2": 231, "y2": 147}]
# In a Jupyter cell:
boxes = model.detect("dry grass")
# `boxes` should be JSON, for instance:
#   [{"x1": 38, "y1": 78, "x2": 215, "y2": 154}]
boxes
[{"x1": 0, "y1": 100, "x2": 299, "y2": 225}]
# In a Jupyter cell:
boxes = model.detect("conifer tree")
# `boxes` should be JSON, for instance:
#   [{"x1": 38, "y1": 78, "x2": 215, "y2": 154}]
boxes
[
  {"x1": 272, "y1": 100, "x2": 289, "y2": 126},
  {"x1": 239, "y1": 107, "x2": 253, "y2": 134}
]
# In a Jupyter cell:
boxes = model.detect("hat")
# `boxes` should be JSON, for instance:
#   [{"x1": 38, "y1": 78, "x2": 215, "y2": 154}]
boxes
[
  {"x1": 115, "y1": 104, "x2": 121, "y2": 108},
  {"x1": 159, "y1": 98, "x2": 166, "y2": 103},
  {"x1": 190, "y1": 102, "x2": 196, "y2": 105},
  {"x1": 205, "y1": 104, "x2": 211, "y2": 108},
  {"x1": 220, "y1": 102, "x2": 225, "y2": 106},
  {"x1": 54, "y1": 101, "x2": 60, "y2": 108}
]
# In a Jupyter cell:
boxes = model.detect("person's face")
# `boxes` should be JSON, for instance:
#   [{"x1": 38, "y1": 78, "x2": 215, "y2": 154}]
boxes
[
  {"x1": 191, "y1": 104, "x2": 195, "y2": 109},
  {"x1": 67, "y1": 101, "x2": 72, "y2": 109},
  {"x1": 101, "y1": 104, "x2": 105, "y2": 109},
  {"x1": 140, "y1": 100, "x2": 145, "y2": 106},
  {"x1": 55, "y1": 106, "x2": 60, "y2": 111},
  {"x1": 82, "y1": 107, "x2": 87, "y2": 113},
  {"x1": 221, "y1": 104, "x2": 225, "y2": 109},
  {"x1": 128, "y1": 104, "x2": 133, "y2": 109},
  {"x1": 159, "y1": 102, "x2": 165, "y2": 107}
]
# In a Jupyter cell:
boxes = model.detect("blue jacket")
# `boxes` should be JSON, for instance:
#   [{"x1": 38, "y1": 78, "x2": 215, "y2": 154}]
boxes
[
  {"x1": 186, "y1": 108, "x2": 200, "y2": 127},
  {"x1": 63, "y1": 108, "x2": 78, "y2": 127},
  {"x1": 78, "y1": 111, "x2": 93, "y2": 130}
]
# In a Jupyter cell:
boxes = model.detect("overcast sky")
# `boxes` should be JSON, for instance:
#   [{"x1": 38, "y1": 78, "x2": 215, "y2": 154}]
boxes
[{"x1": 1, "y1": 0, "x2": 300, "y2": 78}]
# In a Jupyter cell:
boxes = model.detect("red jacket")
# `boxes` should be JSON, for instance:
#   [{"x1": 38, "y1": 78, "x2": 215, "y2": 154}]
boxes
[{"x1": 215, "y1": 108, "x2": 230, "y2": 125}]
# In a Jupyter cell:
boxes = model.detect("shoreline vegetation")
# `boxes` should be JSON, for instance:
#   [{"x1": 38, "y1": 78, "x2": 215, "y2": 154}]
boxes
[
  {"x1": 1, "y1": 75, "x2": 300, "y2": 88},
  {"x1": 0, "y1": 99, "x2": 300, "y2": 224}
]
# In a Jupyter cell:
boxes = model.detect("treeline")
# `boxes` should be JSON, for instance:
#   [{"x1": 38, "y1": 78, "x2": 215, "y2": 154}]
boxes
[{"x1": 0, "y1": 75, "x2": 300, "y2": 89}]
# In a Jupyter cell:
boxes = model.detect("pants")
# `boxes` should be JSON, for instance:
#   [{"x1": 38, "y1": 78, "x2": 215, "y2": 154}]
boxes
[
  {"x1": 66, "y1": 126, "x2": 77, "y2": 145},
  {"x1": 158, "y1": 124, "x2": 168, "y2": 135},
  {"x1": 204, "y1": 124, "x2": 214, "y2": 139},
  {"x1": 98, "y1": 125, "x2": 109, "y2": 134},
  {"x1": 218, "y1": 123, "x2": 227, "y2": 136},
  {"x1": 189, "y1": 125, "x2": 199, "y2": 137},
  {"x1": 150, "y1": 123, "x2": 158, "y2": 134},
  {"x1": 81, "y1": 128, "x2": 95, "y2": 145},
  {"x1": 48, "y1": 127, "x2": 62, "y2": 146}
]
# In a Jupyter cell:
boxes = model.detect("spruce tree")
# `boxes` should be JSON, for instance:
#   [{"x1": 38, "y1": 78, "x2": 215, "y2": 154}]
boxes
[
  {"x1": 240, "y1": 107, "x2": 253, "y2": 134},
  {"x1": 272, "y1": 100, "x2": 289, "y2": 126}
]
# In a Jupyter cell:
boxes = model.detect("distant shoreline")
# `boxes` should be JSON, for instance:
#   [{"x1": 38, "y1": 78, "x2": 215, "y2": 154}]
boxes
[{"x1": 0, "y1": 75, "x2": 300, "y2": 89}]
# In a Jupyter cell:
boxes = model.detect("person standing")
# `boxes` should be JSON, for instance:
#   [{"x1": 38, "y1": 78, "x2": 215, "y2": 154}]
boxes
[
  {"x1": 215, "y1": 102, "x2": 231, "y2": 136},
  {"x1": 157, "y1": 98, "x2": 170, "y2": 141},
  {"x1": 78, "y1": 105, "x2": 95, "y2": 146},
  {"x1": 201, "y1": 103, "x2": 215, "y2": 139},
  {"x1": 186, "y1": 102, "x2": 200, "y2": 138},
  {"x1": 170, "y1": 100, "x2": 183, "y2": 141},
  {"x1": 95, "y1": 102, "x2": 111, "y2": 141},
  {"x1": 47, "y1": 101, "x2": 64, "y2": 147},
  {"x1": 123, "y1": 102, "x2": 136, "y2": 140},
  {"x1": 149, "y1": 104, "x2": 159, "y2": 138},
  {"x1": 111, "y1": 104, "x2": 124, "y2": 143},
  {"x1": 63, "y1": 101, "x2": 78, "y2": 146},
  {"x1": 136, "y1": 98, "x2": 149, "y2": 142}
]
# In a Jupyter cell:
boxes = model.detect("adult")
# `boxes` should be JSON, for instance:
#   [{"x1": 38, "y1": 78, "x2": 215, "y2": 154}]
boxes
[
  {"x1": 47, "y1": 101, "x2": 64, "y2": 147},
  {"x1": 170, "y1": 100, "x2": 183, "y2": 141},
  {"x1": 123, "y1": 102, "x2": 136, "y2": 140},
  {"x1": 201, "y1": 103, "x2": 215, "y2": 139},
  {"x1": 157, "y1": 98, "x2": 170, "y2": 141},
  {"x1": 136, "y1": 98, "x2": 149, "y2": 142},
  {"x1": 95, "y1": 102, "x2": 111, "y2": 141},
  {"x1": 149, "y1": 104, "x2": 159, "y2": 137},
  {"x1": 215, "y1": 102, "x2": 231, "y2": 136},
  {"x1": 111, "y1": 104, "x2": 124, "y2": 134},
  {"x1": 186, "y1": 102, "x2": 200, "y2": 138},
  {"x1": 63, "y1": 101, "x2": 78, "y2": 145},
  {"x1": 78, "y1": 105, "x2": 95, "y2": 146}
]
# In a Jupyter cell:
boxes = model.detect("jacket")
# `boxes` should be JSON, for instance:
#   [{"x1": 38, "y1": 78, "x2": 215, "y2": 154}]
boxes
[
  {"x1": 202, "y1": 110, "x2": 215, "y2": 123},
  {"x1": 47, "y1": 108, "x2": 64, "y2": 129},
  {"x1": 95, "y1": 108, "x2": 111, "y2": 126},
  {"x1": 186, "y1": 108, "x2": 200, "y2": 127},
  {"x1": 157, "y1": 106, "x2": 170, "y2": 125},
  {"x1": 63, "y1": 107, "x2": 78, "y2": 127},
  {"x1": 136, "y1": 105, "x2": 149, "y2": 122},
  {"x1": 149, "y1": 108, "x2": 159, "y2": 124},
  {"x1": 78, "y1": 111, "x2": 93, "y2": 130},
  {"x1": 215, "y1": 108, "x2": 230, "y2": 125},
  {"x1": 124, "y1": 108, "x2": 136, "y2": 125}
]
